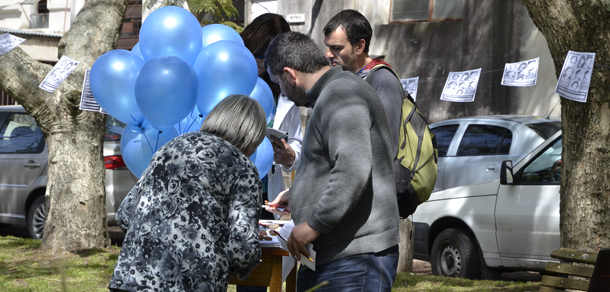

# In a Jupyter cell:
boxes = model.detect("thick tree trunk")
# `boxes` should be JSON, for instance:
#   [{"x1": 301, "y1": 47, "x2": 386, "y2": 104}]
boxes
[
  {"x1": 0, "y1": 0, "x2": 127, "y2": 251},
  {"x1": 522, "y1": 0, "x2": 610, "y2": 251}
]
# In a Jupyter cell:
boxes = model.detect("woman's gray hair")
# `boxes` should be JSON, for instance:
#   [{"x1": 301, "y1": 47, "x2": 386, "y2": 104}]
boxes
[{"x1": 199, "y1": 95, "x2": 267, "y2": 154}]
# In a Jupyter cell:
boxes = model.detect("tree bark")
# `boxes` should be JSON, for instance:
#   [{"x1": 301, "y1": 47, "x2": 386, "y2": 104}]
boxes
[
  {"x1": 0, "y1": 0, "x2": 127, "y2": 252},
  {"x1": 522, "y1": 0, "x2": 610, "y2": 252},
  {"x1": 397, "y1": 218, "x2": 414, "y2": 273}
]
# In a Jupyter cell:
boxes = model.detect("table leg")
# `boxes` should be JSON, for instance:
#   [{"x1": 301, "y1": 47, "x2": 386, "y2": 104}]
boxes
[
  {"x1": 269, "y1": 254, "x2": 283, "y2": 292},
  {"x1": 285, "y1": 263, "x2": 297, "y2": 292}
]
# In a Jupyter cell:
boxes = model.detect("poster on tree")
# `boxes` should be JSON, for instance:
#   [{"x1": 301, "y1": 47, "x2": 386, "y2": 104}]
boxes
[{"x1": 555, "y1": 51, "x2": 595, "y2": 103}]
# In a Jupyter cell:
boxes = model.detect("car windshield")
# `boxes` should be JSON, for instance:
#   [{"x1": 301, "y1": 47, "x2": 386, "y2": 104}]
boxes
[
  {"x1": 105, "y1": 116, "x2": 127, "y2": 141},
  {"x1": 526, "y1": 121, "x2": 561, "y2": 139}
]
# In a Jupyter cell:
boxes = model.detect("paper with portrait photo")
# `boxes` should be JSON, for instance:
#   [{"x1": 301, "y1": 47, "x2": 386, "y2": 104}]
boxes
[
  {"x1": 39, "y1": 55, "x2": 80, "y2": 93},
  {"x1": 0, "y1": 33, "x2": 25, "y2": 56},
  {"x1": 440, "y1": 69, "x2": 481, "y2": 102},
  {"x1": 79, "y1": 69, "x2": 108, "y2": 114},
  {"x1": 501, "y1": 57, "x2": 539, "y2": 87},
  {"x1": 400, "y1": 77, "x2": 419, "y2": 102},
  {"x1": 555, "y1": 51, "x2": 595, "y2": 103}
]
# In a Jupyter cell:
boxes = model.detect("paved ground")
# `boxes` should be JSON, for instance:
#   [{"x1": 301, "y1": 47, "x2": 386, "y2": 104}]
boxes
[{"x1": 1, "y1": 224, "x2": 541, "y2": 282}]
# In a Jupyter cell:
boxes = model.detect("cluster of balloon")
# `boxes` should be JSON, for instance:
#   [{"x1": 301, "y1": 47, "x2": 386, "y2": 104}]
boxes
[{"x1": 89, "y1": 6, "x2": 275, "y2": 178}]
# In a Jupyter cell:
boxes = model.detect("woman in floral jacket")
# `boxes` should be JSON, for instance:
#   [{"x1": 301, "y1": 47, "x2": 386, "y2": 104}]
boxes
[{"x1": 108, "y1": 95, "x2": 267, "y2": 292}]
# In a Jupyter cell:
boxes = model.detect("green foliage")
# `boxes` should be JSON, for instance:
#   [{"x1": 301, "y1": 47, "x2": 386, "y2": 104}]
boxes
[{"x1": 142, "y1": 0, "x2": 241, "y2": 30}]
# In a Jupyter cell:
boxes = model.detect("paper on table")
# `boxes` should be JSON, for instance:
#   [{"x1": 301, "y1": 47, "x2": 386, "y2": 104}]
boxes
[{"x1": 278, "y1": 220, "x2": 316, "y2": 271}]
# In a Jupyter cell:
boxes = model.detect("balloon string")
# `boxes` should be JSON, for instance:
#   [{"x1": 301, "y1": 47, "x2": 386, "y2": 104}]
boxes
[
  {"x1": 187, "y1": 117, "x2": 199, "y2": 132},
  {"x1": 155, "y1": 131, "x2": 161, "y2": 150},
  {"x1": 141, "y1": 129, "x2": 155, "y2": 153},
  {"x1": 130, "y1": 114, "x2": 138, "y2": 125}
]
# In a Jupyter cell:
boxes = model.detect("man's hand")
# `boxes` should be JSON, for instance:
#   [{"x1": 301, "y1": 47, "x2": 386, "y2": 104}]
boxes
[
  {"x1": 287, "y1": 222, "x2": 320, "y2": 261},
  {"x1": 269, "y1": 136, "x2": 295, "y2": 166},
  {"x1": 265, "y1": 188, "x2": 290, "y2": 216}
]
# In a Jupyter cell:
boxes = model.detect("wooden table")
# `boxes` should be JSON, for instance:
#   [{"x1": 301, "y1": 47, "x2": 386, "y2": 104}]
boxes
[{"x1": 229, "y1": 245, "x2": 296, "y2": 292}]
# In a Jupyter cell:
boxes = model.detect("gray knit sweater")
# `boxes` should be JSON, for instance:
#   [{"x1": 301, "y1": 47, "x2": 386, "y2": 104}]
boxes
[{"x1": 289, "y1": 66, "x2": 400, "y2": 265}]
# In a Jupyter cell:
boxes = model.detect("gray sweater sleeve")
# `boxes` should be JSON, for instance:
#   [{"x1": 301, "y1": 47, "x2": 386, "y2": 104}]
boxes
[
  {"x1": 367, "y1": 69, "x2": 404, "y2": 156},
  {"x1": 307, "y1": 87, "x2": 376, "y2": 234}
]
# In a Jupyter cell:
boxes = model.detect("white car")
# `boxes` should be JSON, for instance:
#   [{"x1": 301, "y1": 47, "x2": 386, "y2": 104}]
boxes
[
  {"x1": 431, "y1": 115, "x2": 561, "y2": 191},
  {"x1": 412, "y1": 130, "x2": 562, "y2": 279}
]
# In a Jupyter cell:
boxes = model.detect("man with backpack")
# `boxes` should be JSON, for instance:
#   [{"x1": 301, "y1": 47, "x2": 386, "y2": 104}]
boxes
[
  {"x1": 323, "y1": 9, "x2": 437, "y2": 218},
  {"x1": 264, "y1": 31, "x2": 400, "y2": 292}
]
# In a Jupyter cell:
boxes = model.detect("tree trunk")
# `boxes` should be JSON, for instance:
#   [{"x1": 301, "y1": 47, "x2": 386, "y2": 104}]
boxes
[
  {"x1": 0, "y1": 0, "x2": 127, "y2": 252},
  {"x1": 522, "y1": 0, "x2": 610, "y2": 252},
  {"x1": 397, "y1": 217, "x2": 414, "y2": 273}
]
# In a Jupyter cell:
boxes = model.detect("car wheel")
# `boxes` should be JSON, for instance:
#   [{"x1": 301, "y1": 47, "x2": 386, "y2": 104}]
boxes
[
  {"x1": 430, "y1": 228, "x2": 480, "y2": 279},
  {"x1": 27, "y1": 196, "x2": 46, "y2": 239}
]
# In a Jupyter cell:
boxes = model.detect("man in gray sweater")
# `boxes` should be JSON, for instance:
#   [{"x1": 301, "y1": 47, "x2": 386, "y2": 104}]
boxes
[{"x1": 264, "y1": 31, "x2": 400, "y2": 291}]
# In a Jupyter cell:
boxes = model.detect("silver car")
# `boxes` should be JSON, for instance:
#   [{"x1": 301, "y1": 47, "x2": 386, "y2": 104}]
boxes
[
  {"x1": 0, "y1": 105, "x2": 137, "y2": 239},
  {"x1": 430, "y1": 115, "x2": 561, "y2": 191}
]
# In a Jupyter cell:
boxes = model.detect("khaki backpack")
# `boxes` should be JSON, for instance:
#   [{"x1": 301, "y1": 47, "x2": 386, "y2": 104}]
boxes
[{"x1": 366, "y1": 65, "x2": 438, "y2": 218}]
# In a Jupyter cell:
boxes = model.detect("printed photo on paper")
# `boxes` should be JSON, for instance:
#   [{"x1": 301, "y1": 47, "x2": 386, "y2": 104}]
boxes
[
  {"x1": 501, "y1": 57, "x2": 539, "y2": 87},
  {"x1": 39, "y1": 55, "x2": 80, "y2": 93},
  {"x1": 400, "y1": 77, "x2": 419, "y2": 102},
  {"x1": 79, "y1": 69, "x2": 107, "y2": 114},
  {"x1": 440, "y1": 69, "x2": 481, "y2": 102},
  {"x1": 555, "y1": 51, "x2": 595, "y2": 103},
  {"x1": 0, "y1": 33, "x2": 26, "y2": 56}
]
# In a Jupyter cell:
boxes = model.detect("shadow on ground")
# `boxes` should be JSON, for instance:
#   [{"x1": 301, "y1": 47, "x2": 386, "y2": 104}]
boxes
[
  {"x1": 0, "y1": 224, "x2": 125, "y2": 246},
  {"x1": 412, "y1": 259, "x2": 541, "y2": 282},
  {"x1": 0, "y1": 224, "x2": 540, "y2": 282}
]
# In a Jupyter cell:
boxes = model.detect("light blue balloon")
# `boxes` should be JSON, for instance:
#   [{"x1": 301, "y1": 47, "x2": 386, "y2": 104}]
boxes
[
  {"x1": 135, "y1": 56, "x2": 198, "y2": 130},
  {"x1": 174, "y1": 106, "x2": 205, "y2": 134},
  {"x1": 131, "y1": 42, "x2": 144, "y2": 60},
  {"x1": 201, "y1": 24, "x2": 244, "y2": 47},
  {"x1": 193, "y1": 40, "x2": 258, "y2": 116},
  {"x1": 250, "y1": 77, "x2": 274, "y2": 119},
  {"x1": 249, "y1": 137, "x2": 274, "y2": 179},
  {"x1": 139, "y1": 6, "x2": 203, "y2": 65},
  {"x1": 120, "y1": 121, "x2": 179, "y2": 178},
  {"x1": 90, "y1": 49, "x2": 146, "y2": 126}
]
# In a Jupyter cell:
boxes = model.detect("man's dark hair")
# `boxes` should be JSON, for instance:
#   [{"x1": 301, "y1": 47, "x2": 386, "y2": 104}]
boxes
[
  {"x1": 323, "y1": 9, "x2": 372, "y2": 54},
  {"x1": 264, "y1": 32, "x2": 330, "y2": 76}
]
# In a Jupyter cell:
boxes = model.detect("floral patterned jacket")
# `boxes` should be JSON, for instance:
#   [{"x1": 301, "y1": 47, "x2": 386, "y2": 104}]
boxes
[{"x1": 108, "y1": 132, "x2": 262, "y2": 292}]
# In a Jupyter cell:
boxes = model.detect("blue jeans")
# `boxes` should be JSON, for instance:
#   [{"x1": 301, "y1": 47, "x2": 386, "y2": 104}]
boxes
[{"x1": 297, "y1": 245, "x2": 399, "y2": 292}]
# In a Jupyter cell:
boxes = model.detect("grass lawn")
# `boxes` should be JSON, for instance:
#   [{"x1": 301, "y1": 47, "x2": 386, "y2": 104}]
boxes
[{"x1": 0, "y1": 235, "x2": 541, "y2": 291}]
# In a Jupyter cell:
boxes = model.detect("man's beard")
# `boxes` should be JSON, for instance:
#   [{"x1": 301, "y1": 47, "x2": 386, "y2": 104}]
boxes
[{"x1": 284, "y1": 81, "x2": 309, "y2": 107}]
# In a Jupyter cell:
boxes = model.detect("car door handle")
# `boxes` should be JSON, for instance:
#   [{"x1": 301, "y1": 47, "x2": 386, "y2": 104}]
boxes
[
  {"x1": 24, "y1": 162, "x2": 41, "y2": 168},
  {"x1": 486, "y1": 166, "x2": 496, "y2": 171}
]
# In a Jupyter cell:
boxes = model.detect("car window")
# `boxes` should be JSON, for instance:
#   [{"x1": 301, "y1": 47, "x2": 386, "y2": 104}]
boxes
[
  {"x1": 519, "y1": 138, "x2": 562, "y2": 183},
  {"x1": 456, "y1": 125, "x2": 512, "y2": 156},
  {"x1": 0, "y1": 113, "x2": 45, "y2": 153},
  {"x1": 526, "y1": 121, "x2": 561, "y2": 139},
  {"x1": 431, "y1": 124, "x2": 459, "y2": 157},
  {"x1": 105, "y1": 116, "x2": 127, "y2": 141}
]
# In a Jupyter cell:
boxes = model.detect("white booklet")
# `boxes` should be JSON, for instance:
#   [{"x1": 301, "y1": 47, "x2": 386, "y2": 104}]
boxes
[
  {"x1": 278, "y1": 220, "x2": 316, "y2": 271},
  {"x1": 266, "y1": 127, "x2": 288, "y2": 140}
]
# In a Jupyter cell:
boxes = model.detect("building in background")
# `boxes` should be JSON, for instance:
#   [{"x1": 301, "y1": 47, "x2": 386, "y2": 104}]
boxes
[
  {"x1": 244, "y1": 0, "x2": 561, "y2": 123},
  {"x1": 0, "y1": 0, "x2": 141, "y2": 105}
]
